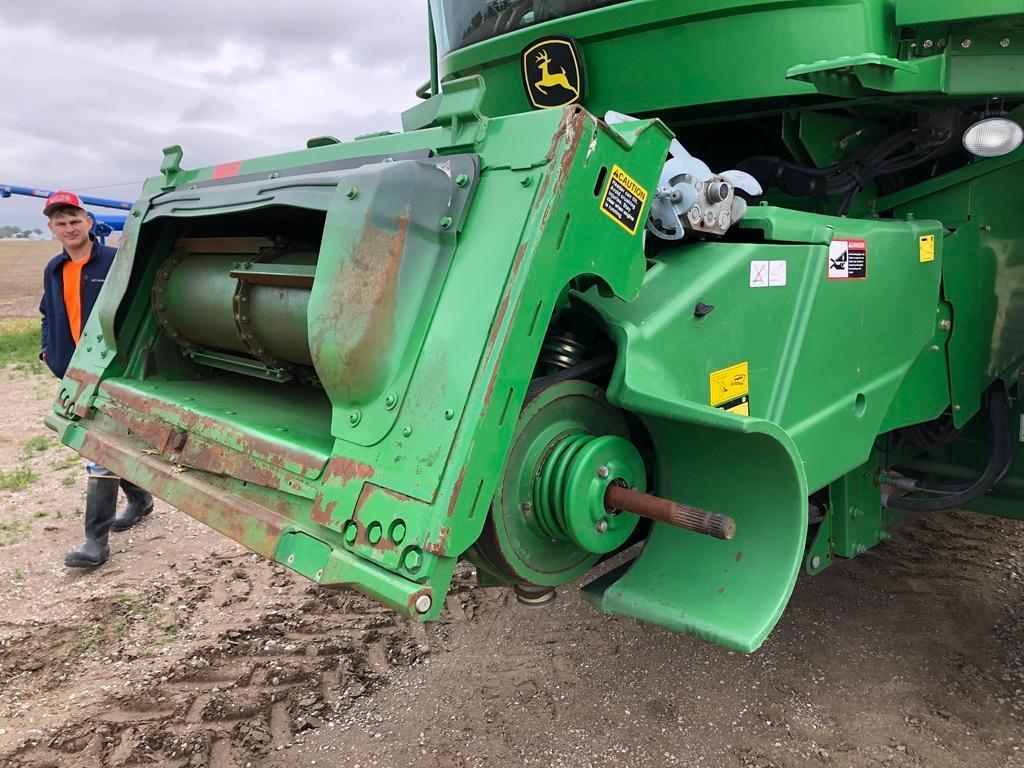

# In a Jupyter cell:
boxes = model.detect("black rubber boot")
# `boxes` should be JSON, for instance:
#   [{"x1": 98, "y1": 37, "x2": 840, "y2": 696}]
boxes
[
  {"x1": 65, "y1": 476, "x2": 119, "y2": 568},
  {"x1": 112, "y1": 480, "x2": 154, "y2": 532}
]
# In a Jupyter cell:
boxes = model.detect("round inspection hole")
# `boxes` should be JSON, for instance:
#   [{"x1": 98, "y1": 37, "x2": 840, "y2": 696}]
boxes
[{"x1": 854, "y1": 393, "x2": 866, "y2": 418}]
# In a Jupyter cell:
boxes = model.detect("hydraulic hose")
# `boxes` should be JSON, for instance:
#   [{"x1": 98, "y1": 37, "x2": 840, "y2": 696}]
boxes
[{"x1": 883, "y1": 388, "x2": 1014, "y2": 511}]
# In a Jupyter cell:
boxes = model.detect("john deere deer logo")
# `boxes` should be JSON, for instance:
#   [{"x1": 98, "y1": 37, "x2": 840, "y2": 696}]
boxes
[
  {"x1": 521, "y1": 36, "x2": 585, "y2": 110},
  {"x1": 533, "y1": 49, "x2": 579, "y2": 98}
]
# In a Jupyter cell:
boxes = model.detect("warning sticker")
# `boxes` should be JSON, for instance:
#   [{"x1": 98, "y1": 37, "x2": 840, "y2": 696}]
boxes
[
  {"x1": 600, "y1": 165, "x2": 648, "y2": 235},
  {"x1": 710, "y1": 361, "x2": 749, "y2": 416},
  {"x1": 828, "y1": 239, "x2": 867, "y2": 280},
  {"x1": 749, "y1": 260, "x2": 787, "y2": 288},
  {"x1": 919, "y1": 234, "x2": 935, "y2": 263}
]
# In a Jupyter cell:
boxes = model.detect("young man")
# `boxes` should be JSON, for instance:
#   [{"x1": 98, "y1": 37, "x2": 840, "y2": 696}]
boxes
[{"x1": 39, "y1": 191, "x2": 154, "y2": 568}]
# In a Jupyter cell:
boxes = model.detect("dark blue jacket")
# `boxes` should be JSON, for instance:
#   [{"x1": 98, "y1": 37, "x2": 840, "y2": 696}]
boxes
[{"x1": 39, "y1": 240, "x2": 117, "y2": 378}]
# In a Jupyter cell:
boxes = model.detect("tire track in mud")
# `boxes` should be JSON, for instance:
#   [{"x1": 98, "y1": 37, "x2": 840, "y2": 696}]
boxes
[{"x1": 2, "y1": 555, "x2": 429, "y2": 768}]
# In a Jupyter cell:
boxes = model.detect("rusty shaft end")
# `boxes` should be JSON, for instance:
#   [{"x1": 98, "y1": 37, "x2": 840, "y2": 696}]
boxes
[{"x1": 604, "y1": 484, "x2": 736, "y2": 540}]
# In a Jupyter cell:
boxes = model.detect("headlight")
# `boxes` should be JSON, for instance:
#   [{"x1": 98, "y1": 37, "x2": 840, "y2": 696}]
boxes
[{"x1": 963, "y1": 117, "x2": 1024, "y2": 158}]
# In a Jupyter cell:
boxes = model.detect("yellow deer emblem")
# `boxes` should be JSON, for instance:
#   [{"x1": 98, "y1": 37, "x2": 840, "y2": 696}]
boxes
[{"x1": 533, "y1": 49, "x2": 579, "y2": 98}]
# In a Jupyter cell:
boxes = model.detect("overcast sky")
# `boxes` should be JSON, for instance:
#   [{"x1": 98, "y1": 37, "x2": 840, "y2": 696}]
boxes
[{"x1": 0, "y1": 1, "x2": 429, "y2": 229}]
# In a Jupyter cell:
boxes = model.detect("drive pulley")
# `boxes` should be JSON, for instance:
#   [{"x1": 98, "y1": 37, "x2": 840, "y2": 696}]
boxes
[{"x1": 474, "y1": 380, "x2": 736, "y2": 590}]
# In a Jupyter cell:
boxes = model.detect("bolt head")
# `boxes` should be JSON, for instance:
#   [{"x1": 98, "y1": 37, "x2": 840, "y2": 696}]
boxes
[
  {"x1": 439, "y1": 216, "x2": 453, "y2": 230},
  {"x1": 414, "y1": 594, "x2": 432, "y2": 614},
  {"x1": 939, "y1": 318, "x2": 952, "y2": 331},
  {"x1": 286, "y1": 553, "x2": 295, "y2": 565},
  {"x1": 597, "y1": 466, "x2": 610, "y2": 479},
  {"x1": 455, "y1": 173, "x2": 469, "y2": 187},
  {"x1": 315, "y1": 569, "x2": 323, "y2": 581},
  {"x1": 596, "y1": 519, "x2": 609, "y2": 533},
  {"x1": 405, "y1": 549, "x2": 424, "y2": 572},
  {"x1": 810, "y1": 555, "x2": 822, "y2": 569},
  {"x1": 961, "y1": 38, "x2": 972, "y2": 48},
  {"x1": 346, "y1": 187, "x2": 359, "y2": 200},
  {"x1": 402, "y1": 426, "x2": 413, "y2": 437},
  {"x1": 1002, "y1": 38, "x2": 1011, "y2": 48},
  {"x1": 923, "y1": 39, "x2": 934, "y2": 49}
]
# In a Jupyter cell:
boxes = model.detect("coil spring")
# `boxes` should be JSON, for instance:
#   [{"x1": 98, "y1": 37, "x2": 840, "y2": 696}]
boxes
[{"x1": 539, "y1": 332, "x2": 587, "y2": 372}]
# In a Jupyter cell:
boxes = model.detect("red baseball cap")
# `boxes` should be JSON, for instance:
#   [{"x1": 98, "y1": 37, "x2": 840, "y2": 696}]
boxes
[{"x1": 43, "y1": 190, "x2": 86, "y2": 216}]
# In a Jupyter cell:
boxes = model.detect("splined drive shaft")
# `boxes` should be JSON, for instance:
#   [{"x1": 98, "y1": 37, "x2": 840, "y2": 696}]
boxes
[{"x1": 604, "y1": 485, "x2": 736, "y2": 540}]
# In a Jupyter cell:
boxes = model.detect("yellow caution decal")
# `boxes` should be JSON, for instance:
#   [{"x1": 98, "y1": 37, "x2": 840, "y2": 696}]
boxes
[
  {"x1": 710, "y1": 361, "x2": 750, "y2": 416},
  {"x1": 599, "y1": 165, "x2": 648, "y2": 235},
  {"x1": 919, "y1": 234, "x2": 935, "y2": 263}
]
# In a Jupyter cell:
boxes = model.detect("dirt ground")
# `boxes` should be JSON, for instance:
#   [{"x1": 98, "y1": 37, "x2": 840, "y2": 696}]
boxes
[
  {"x1": 1, "y1": 243, "x2": 1023, "y2": 767},
  {"x1": 0, "y1": 242, "x2": 56, "y2": 319}
]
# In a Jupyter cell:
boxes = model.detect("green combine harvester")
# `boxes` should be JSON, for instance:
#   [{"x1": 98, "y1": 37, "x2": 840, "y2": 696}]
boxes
[{"x1": 47, "y1": 0, "x2": 1024, "y2": 652}]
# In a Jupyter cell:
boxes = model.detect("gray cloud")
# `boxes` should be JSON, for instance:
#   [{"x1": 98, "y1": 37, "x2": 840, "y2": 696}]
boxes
[{"x1": 0, "y1": 1, "x2": 430, "y2": 228}]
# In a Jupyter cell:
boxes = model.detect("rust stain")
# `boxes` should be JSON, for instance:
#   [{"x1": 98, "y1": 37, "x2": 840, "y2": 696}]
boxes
[
  {"x1": 422, "y1": 526, "x2": 450, "y2": 556},
  {"x1": 446, "y1": 467, "x2": 467, "y2": 518},
  {"x1": 64, "y1": 367, "x2": 103, "y2": 418},
  {"x1": 97, "y1": 398, "x2": 311, "y2": 493},
  {"x1": 309, "y1": 497, "x2": 337, "y2": 527},
  {"x1": 350, "y1": 483, "x2": 413, "y2": 552},
  {"x1": 405, "y1": 590, "x2": 431, "y2": 617},
  {"x1": 101, "y1": 381, "x2": 325, "y2": 478},
  {"x1": 79, "y1": 431, "x2": 286, "y2": 559},
  {"x1": 323, "y1": 456, "x2": 376, "y2": 487},
  {"x1": 320, "y1": 207, "x2": 409, "y2": 404}
]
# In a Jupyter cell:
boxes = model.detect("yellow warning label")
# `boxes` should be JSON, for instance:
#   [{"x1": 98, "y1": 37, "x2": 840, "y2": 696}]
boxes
[
  {"x1": 919, "y1": 234, "x2": 935, "y2": 263},
  {"x1": 710, "y1": 362, "x2": 749, "y2": 408},
  {"x1": 600, "y1": 165, "x2": 649, "y2": 235}
]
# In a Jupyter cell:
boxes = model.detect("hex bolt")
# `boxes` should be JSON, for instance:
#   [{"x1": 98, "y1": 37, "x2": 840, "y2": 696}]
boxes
[
  {"x1": 923, "y1": 39, "x2": 934, "y2": 49},
  {"x1": 346, "y1": 186, "x2": 359, "y2": 200},
  {"x1": 344, "y1": 523, "x2": 358, "y2": 545},
  {"x1": 455, "y1": 173, "x2": 469, "y2": 187},
  {"x1": 1002, "y1": 38, "x2": 1011, "y2": 48},
  {"x1": 597, "y1": 466, "x2": 610, "y2": 479},
  {"x1": 286, "y1": 553, "x2": 295, "y2": 565},
  {"x1": 402, "y1": 426, "x2": 413, "y2": 437},
  {"x1": 444, "y1": 409, "x2": 455, "y2": 421},
  {"x1": 405, "y1": 549, "x2": 424, "y2": 572},
  {"x1": 939, "y1": 319, "x2": 952, "y2": 331},
  {"x1": 439, "y1": 216, "x2": 453, "y2": 230},
  {"x1": 810, "y1": 555, "x2": 822, "y2": 569},
  {"x1": 384, "y1": 392, "x2": 398, "y2": 410},
  {"x1": 391, "y1": 521, "x2": 407, "y2": 544},
  {"x1": 520, "y1": 175, "x2": 533, "y2": 187},
  {"x1": 596, "y1": 519, "x2": 609, "y2": 533},
  {"x1": 349, "y1": 410, "x2": 361, "y2": 426},
  {"x1": 961, "y1": 38, "x2": 972, "y2": 48},
  {"x1": 414, "y1": 594, "x2": 432, "y2": 614}
]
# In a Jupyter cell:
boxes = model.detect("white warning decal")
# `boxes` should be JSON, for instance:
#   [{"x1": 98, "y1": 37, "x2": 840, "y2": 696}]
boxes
[
  {"x1": 749, "y1": 260, "x2": 787, "y2": 288},
  {"x1": 828, "y1": 239, "x2": 867, "y2": 280}
]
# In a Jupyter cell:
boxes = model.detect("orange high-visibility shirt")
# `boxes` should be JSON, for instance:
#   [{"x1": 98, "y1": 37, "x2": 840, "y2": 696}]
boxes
[{"x1": 62, "y1": 254, "x2": 91, "y2": 344}]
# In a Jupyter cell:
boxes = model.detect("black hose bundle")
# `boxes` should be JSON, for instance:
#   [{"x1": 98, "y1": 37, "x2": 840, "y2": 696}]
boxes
[
  {"x1": 737, "y1": 125, "x2": 955, "y2": 216},
  {"x1": 883, "y1": 387, "x2": 1014, "y2": 511}
]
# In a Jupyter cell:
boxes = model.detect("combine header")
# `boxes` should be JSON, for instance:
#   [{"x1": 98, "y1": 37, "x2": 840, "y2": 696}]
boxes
[{"x1": 47, "y1": 0, "x2": 1024, "y2": 651}]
